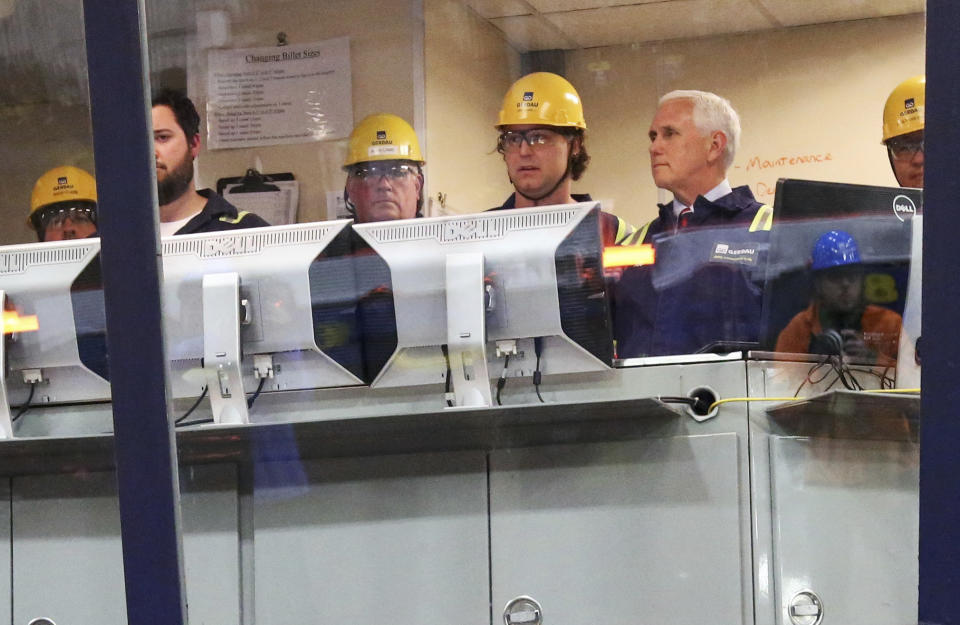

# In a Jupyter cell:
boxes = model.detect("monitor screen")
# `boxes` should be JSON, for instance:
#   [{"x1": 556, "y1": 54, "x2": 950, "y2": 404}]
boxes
[
  {"x1": 761, "y1": 179, "x2": 922, "y2": 361},
  {"x1": 351, "y1": 202, "x2": 614, "y2": 397}
]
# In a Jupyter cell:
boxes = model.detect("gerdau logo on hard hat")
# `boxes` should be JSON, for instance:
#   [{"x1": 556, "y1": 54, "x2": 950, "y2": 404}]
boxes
[
  {"x1": 518, "y1": 91, "x2": 538, "y2": 109},
  {"x1": 893, "y1": 194, "x2": 916, "y2": 222}
]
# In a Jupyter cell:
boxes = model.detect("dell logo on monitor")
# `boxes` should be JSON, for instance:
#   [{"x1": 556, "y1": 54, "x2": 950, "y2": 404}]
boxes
[
  {"x1": 201, "y1": 235, "x2": 262, "y2": 257},
  {"x1": 892, "y1": 194, "x2": 917, "y2": 222}
]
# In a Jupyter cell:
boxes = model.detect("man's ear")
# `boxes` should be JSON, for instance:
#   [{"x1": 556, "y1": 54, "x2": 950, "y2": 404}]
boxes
[
  {"x1": 189, "y1": 133, "x2": 201, "y2": 158},
  {"x1": 570, "y1": 135, "x2": 582, "y2": 157},
  {"x1": 707, "y1": 130, "x2": 727, "y2": 165}
]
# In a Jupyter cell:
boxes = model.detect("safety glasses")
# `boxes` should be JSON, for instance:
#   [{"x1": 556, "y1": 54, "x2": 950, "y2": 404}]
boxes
[
  {"x1": 33, "y1": 204, "x2": 97, "y2": 232},
  {"x1": 497, "y1": 128, "x2": 565, "y2": 152},
  {"x1": 348, "y1": 162, "x2": 417, "y2": 180},
  {"x1": 887, "y1": 135, "x2": 924, "y2": 160}
]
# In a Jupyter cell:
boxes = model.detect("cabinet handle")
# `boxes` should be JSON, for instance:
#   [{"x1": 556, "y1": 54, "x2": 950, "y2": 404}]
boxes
[
  {"x1": 788, "y1": 590, "x2": 823, "y2": 625},
  {"x1": 504, "y1": 595, "x2": 542, "y2": 625}
]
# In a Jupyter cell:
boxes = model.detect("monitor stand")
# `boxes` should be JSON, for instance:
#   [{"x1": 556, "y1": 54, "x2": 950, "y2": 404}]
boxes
[
  {"x1": 202, "y1": 273, "x2": 250, "y2": 425},
  {"x1": 0, "y1": 291, "x2": 14, "y2": 438},
  {"x1": 445, "y1": 253, "x2": 493, "y2": 408}
]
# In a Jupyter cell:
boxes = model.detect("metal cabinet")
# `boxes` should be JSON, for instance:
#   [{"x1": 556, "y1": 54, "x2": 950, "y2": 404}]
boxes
[
  {"x1": 748, "y1": 360, "x2": 919, "y2": 625},
  {"x1": 490, "y1": 434, "x2": 748, "y2": 625},
  {"x1": 11, "y1": 464, "x2": 239, "y2": 625},
  {"x1": 769, "y1": 437, "x2": 918, "y2": 625},
  {"x1": 251, "y1": 451, "x2": 490, "y2": 625}
]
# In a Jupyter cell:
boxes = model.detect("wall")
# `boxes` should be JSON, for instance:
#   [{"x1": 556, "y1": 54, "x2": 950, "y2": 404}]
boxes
[
  {"x1": 177, "y1": 0, "x2": 421, "y2": 224},
  {"x1": 0, "y1": 4, "x2": 926, "y2": 245},
  {"x1": 565, "y1": 13, "x2": 926, "y2": 227},
  {"x1": 423, "y1": 0, "x2": 521, "y2": 215},
  {"x1": 0, "y1": 0, "x2": 94, "y2": 245}
]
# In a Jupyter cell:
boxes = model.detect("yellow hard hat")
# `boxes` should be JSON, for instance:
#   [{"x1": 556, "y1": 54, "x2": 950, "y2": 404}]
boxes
[
  {"x1": 344, "y1": 113, "x2": 424, "y2": 168},
  {"x1": 496, "y1": 72, "x2": 586, "y2": 130},
  {"x1": 28, "y1": 166, "x2": 97, "y2": 230},
  {"x1": 882, "y1": 75, "x2": 925, "y2": 142}
]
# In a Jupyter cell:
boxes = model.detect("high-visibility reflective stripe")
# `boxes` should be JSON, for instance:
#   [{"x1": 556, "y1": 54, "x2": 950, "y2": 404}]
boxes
[
  {"x1": 615, "y1": 217, "x2": 635, "y2": 245},
  {"x1": 628, "y1": 220, "x2": 652, "y2": 246},
  {"x1": 749, "y1": 204, "x2": 773, "y2": 232},
  {"x1": 219, "y1": 210, "x2": 249, "y2": 225}
]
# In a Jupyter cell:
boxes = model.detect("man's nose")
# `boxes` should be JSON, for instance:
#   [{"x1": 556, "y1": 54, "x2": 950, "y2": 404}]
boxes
[
  {"x1": 517, "y1": 138, "x2": 534, "y2": 156},
  {"x1": 912, "y1": 148, "x2": 924, "y2": 164}
]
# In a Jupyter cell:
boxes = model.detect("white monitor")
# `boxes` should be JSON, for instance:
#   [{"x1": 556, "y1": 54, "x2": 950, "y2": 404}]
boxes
[
  {"x1": 351, "y1": 202, "x2": 614, "y2": 407},
  {"x1": 161, "y1": 220, "x2": 365, "y2": 423},
  {"x1": 0, "y1": 238, "x2": 111, "y2": 435}
]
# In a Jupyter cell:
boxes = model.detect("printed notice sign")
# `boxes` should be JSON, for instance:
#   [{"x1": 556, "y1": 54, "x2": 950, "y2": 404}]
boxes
[{"x1": 206, "y1": 37, "x2": 353, "y2": 149}]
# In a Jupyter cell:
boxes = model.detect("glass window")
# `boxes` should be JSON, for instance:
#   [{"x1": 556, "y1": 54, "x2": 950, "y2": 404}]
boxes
[{"x1": 0, "y1": 1, "x2": 925, "y2": 623}]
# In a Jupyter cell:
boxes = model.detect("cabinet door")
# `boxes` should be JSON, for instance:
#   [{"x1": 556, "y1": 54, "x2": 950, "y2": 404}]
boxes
[
  {"x1": 490, "y1": 434, "x2": 748, "y2": 625},
  {"x1": 770, "y1": 437, "x2": 918, "y2": 625},
  {"x1": 12, "y1": 465, "x2": 239, "y2": 625},
  {"x1": 252, "y1": 451, "x2": 489, "y2": 625}
]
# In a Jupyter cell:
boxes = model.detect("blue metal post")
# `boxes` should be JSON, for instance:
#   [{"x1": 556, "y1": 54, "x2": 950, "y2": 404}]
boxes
[
  {"x1": 920, "y1": 2, "x2": 960, "y2": 624},
  {"x1": 82, "y1": 1, "x2": 186, "y2": 624}
]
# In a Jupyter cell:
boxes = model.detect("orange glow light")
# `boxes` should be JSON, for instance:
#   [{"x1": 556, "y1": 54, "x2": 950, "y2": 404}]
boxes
[
  {"x1": 603, "y1": 244, "x2": 655, "y2": 269},
  {"x1": 2, "y1": 311, "x2": 39, "y2": 334}
]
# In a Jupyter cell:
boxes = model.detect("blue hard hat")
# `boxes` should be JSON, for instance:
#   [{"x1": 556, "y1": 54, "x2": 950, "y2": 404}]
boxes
[{"x1": 811, "y1": 230, "x2": 861, "y2": 271}]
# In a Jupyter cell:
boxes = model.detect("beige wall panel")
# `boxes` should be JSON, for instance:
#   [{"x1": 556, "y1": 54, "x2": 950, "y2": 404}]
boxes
[
  {"x1": 190, "y1": 0, "x2": 419, "y2": 224},
  {"x1": 0, "y1": 104, "x2": 94, "y2": 245},
  {"x1": 565, "y1": 13, "x2": 925, "y2": 228},
  {"x1": 424, "y1": 0, "x2": 522, "y2": 215}
]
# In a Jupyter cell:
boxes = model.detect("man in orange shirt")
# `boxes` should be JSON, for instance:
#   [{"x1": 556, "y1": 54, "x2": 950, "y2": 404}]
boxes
[{"x1": 775, "y1": 230, "x2": 902, "y2": 364}]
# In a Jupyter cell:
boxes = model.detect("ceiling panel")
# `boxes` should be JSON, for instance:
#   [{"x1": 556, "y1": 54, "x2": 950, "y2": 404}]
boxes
[
  {"x1": 526, "y1": 0, "x2": 662, "y2": 11},
  {"x1": 545, "y1": 0, "x2": 776, "y2": 49},
  {"x1": 490, "y1": 14, "x2": 580, "y2": 51},
  {"x1": 462, "y1": 0, "x2": 535, "y2": 19},
  {"x1": 757, "y1": 0, "x2": 924, "y2": 27}
]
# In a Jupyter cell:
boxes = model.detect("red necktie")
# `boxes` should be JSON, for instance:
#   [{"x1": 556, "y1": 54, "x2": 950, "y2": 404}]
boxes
[{"x1": 678, "y1": 207, "x2": 692, "y2": 229}]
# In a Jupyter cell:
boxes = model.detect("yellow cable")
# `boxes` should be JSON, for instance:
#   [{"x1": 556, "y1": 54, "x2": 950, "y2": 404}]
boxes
[
  {"x1": 707, "y1": 397, "x2": 798, "y2": 412},
  {"x1": 708, "y1": 388, "x2": 921, "y2": 413}
]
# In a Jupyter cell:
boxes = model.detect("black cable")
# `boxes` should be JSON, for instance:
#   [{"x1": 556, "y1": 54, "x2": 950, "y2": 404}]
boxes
[
  {"x1": 848, "y1": 366, "x2": 895, "y2": 389},
  {"x1": 832, "y1": 357, "x2": 861, "y2": 391},
  {"x1": 440, "y1": 344, "x2": 454, "y2": 407},
  {"x1": 175, "y1": 418, "x2": 214, "y2": 427},
  {"x1": 496, "y1": 354, "x2": 510, "y2": 406},
  {"x1": 795, "y1": 359, "x2": 829, "y2": 397},
  {"x1": 175, "y1": 386, "x2": 208, "y2": 426},
  {"x1": 247, "y1": 377, "x2": 267, "y2": 409},
  {"x1": 533, "y1": 337, "x2": 545, "y2": 403},
  {"x1": 823, "y1": 371, "x2": 841, "y2": 391},
  {"x1": 11, "y1": 383, "x2": 36, "y2": 423}
]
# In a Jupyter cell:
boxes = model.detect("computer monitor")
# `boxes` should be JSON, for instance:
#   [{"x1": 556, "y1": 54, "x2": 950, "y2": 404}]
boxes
[
  {"x1": 0, "y1": 237, "x2": 111, "y2": 436},
  {"x1": 761, "y1": 179, "x2": 922, "y2": 359},
  {"x1": 161, "y1": 220, "x2": 366, "y2": 423},
  {"x1": 351, "y1": 202, "x2": 614, "y2": 407}
]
